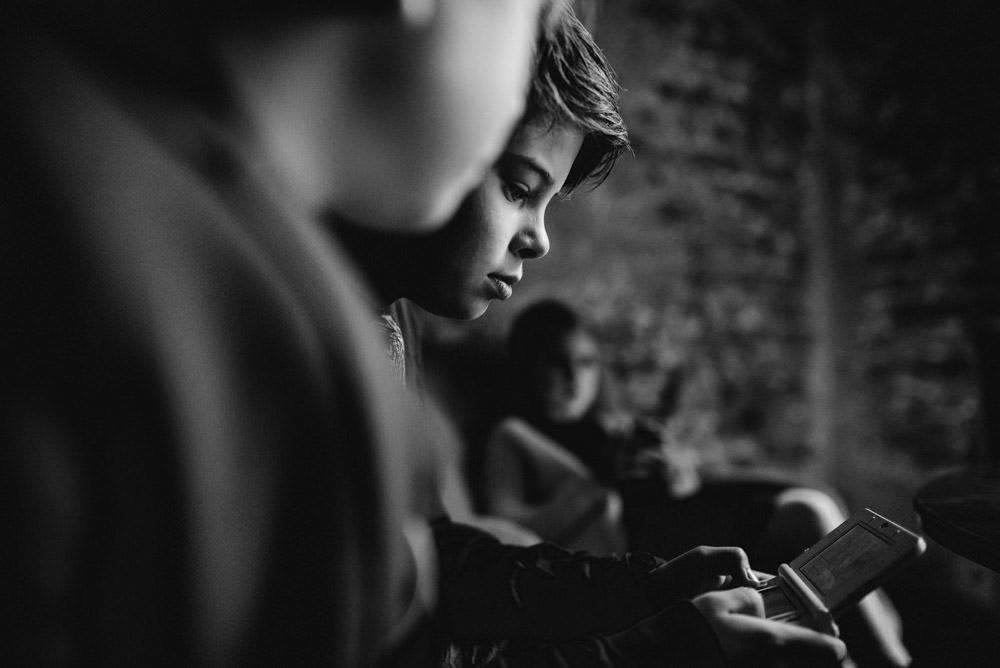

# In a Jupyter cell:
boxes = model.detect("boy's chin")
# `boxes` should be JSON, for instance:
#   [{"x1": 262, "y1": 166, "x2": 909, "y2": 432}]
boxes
[
  {"x1": 459, "y1": 302, "x2": 491, "y2": 321},
  {"x1": 428, "y1": 299, "x2": 490, "y2": 322}
]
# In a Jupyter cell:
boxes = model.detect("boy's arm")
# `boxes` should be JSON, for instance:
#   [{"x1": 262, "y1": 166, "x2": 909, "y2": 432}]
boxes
[
  {"x1": 429, "y1": 519, "x2": 846, "y2": 667},
  {"x1": 432, "y1": 518, "x2": 682, "y2": 641}
]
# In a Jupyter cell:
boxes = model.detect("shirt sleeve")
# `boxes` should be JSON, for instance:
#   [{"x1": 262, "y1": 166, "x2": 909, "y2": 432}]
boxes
[{"x1": 430, "y1": 519, "x2": 728, "y2": 667}]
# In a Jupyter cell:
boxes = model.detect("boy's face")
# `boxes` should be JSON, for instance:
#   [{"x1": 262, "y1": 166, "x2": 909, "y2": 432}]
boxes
[{"x1": 400, "y1": 118, "x2": 584, "y2": 319}]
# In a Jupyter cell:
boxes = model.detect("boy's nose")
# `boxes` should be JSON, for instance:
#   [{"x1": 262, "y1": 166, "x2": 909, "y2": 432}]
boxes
[{"x1": 512, "y1": 216, "x2": 550, "y2": 259}]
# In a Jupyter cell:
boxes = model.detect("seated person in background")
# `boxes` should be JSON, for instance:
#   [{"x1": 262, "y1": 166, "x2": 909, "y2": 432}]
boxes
[
  {"x1": 484, "y1": 297, "x2": 912, "y2": 667},
  {"x1": 336, "y1": 7, "x2": 847, "y2": 667}
]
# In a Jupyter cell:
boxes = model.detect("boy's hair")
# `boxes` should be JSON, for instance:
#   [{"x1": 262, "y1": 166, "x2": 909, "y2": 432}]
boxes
[{"x1": 527, "y1": 7, "x2": 630, "y2": 195}]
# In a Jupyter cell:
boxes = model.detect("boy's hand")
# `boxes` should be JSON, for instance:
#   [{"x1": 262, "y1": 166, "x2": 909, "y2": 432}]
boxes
[
  {"x1": 649, "y1": 546, "x2": 761, "y2": 604},
  {"x1": 693, "y1": 588, "x2": 847, "y2": 667}
]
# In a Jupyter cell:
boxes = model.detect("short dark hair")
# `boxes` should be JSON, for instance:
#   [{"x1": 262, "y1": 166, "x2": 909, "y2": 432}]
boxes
[
  {"x1": 526, "y1": 7, "x2": 630, "y2": 195},
  {"x1": 509, "y1": 298, "x2": 587, "y2": 368}
]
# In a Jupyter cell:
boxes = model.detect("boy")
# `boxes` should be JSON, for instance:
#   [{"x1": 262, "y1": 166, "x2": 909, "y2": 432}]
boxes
[{"x1": 336, "y1": 9, "x2": 847, "y2": 667}]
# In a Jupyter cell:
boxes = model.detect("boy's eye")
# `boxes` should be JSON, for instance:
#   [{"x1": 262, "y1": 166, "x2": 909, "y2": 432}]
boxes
[{"x1": 502, "y1": 180, "x2": 531, "y2": 203}]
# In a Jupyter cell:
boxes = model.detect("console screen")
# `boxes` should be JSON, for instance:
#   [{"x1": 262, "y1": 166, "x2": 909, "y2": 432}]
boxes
[{"x1": 800, "y1": 525, "x2": 887, "y2": 596}]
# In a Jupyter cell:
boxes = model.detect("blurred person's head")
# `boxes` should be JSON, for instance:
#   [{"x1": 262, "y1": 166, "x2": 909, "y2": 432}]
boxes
[
  {"x1": 10, "y1": 1, "x2": 561, "y2": 662},
  {"x1": 509, "y1": 299, "x2": 602, "y2": 423},
  {"x1": 27, "y1": 0, "x2": 557, "y2": 231},
  {"x1": 223, "y1": 1, "x2": 559, "y2": 230},
  {"x1": 337, "y1": 7, "x2": 630, "y2": 318}
]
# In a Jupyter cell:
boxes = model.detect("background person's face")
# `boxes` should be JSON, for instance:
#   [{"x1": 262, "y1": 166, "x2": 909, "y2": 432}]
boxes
[
  {"x1": 402, "y1": 118, "x2": 585, "y2": 319},
  {"x1": 528, "y1": 330, "x2": 602, "y2": 423}
]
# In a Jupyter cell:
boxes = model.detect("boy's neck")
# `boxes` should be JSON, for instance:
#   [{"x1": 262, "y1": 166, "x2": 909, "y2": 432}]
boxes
[{"x1": 327, "y1": 214, "x2": 410, "y2": 310}]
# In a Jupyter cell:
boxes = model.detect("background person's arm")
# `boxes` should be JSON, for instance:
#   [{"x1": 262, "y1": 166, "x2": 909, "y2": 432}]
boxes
[{"x1": 483, "y1": 417, "x2": 621, "y2": 546}]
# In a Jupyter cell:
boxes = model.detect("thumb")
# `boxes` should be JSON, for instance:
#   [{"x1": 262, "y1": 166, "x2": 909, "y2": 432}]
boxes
[
  {"x1": 675, "y1": 546, "x2": 758, "y2": 592},
  {"x1": 693, "y1": 587, "x2": 765, "y2": 618}
]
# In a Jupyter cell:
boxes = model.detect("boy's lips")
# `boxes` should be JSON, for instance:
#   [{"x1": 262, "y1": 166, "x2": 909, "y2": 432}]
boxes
[{"x1": 489, "y1": 273, "x2": 519, "y2": 300}]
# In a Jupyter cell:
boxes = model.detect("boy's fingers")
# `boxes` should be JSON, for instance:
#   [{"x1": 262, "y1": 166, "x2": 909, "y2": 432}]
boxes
[
  {"x1": 652, "y1": 547, "x2": 759, "y2": 603},
  {"x1": 759, "y1": 619, "x2": 848, "y2": 666},
  {"x1": 729, "y1": 586, "x2": 766, "y2": 617},
  {"x1": 695, "y1": 592, "x2": 845, "y2": 666},
  {"x1": 694, "y1": 587, "x2": 765, "y2": 618},
  {"x1": 684, "y1": 546, "x2": 757, "y2": 587}
]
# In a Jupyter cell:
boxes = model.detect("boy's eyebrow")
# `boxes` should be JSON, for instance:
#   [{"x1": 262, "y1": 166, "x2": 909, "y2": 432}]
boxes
[{"x1": 502, "y1": 152, "x2": 555, "y2": 188}]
